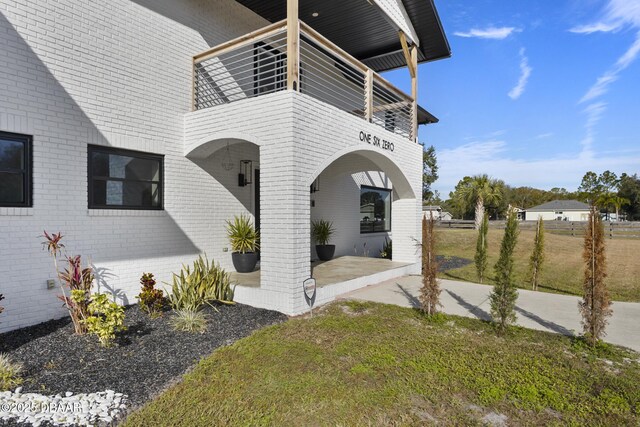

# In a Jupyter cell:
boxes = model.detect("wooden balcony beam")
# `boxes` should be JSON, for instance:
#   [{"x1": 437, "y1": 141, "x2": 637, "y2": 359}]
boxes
[
  {"x1": 399, "y1": 31, "x2": 415, "y2": 78},
  {"x1": 287, "y1": 0, "x2": 300, "y2": 91}
]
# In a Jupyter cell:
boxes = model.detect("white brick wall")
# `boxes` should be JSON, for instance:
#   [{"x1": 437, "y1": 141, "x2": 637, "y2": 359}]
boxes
[
  {"x1": 0, "y1": 1, "x2": 423, "y2": 329},
  {"x1": 0, "y1": 0, "x2": 268, "y2": 332}
]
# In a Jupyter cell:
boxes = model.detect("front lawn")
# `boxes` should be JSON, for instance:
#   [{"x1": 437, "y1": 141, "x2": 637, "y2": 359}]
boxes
[
  {"x1": 436, "y1": 228, "x2": 640, "y2": 302},
  {"x1": 124, "y1": 301, "x2": 640, "y2": 426}
]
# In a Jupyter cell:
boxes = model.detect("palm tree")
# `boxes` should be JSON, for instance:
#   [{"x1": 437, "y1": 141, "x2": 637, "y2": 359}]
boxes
[
  {"x1": 459, "y1": 174, "x2": 503, "y2": 229},
  {"x1": 596, "y1": 192, "x2": 616, "y2": 221},
  {"x1": 611, "y1": 195, "x2": 630, "y2": 221}
]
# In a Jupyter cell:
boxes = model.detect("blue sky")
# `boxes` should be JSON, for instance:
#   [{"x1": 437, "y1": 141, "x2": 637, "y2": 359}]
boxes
[{"x1": 385, "y1": 0, "x2": 640, "y2": 198}]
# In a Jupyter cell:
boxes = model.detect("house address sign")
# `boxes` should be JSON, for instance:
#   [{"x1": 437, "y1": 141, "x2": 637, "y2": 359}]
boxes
[{"x1": 359, "y1": 131, "x2": 395, "y2": 152}]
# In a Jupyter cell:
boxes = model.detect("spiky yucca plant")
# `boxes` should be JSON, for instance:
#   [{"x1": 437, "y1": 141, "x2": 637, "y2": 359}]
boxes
[
  {"x1": 226, "y1": 214, "x2": 259, "y2": 254},
  {"x1": 580, "y1": 207, "x2": 612, "y2": 347},
  {"x1": 170, "y1": 309, "x2": 208, "y2": 333},
  {"x1": 167, "y1": 254, "x2": 234, "y2": 311},
  {"x1": 311, "y1": 219, "x2": 335, "y2": 245}
]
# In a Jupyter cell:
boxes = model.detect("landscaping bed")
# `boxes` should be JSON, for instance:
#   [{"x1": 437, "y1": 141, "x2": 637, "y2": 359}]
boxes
[{"x1": 0, "y1": 303, "x2": 287, "y2": 425}]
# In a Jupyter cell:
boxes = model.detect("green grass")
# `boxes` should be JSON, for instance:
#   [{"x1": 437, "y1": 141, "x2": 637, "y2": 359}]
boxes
[
  {"x1": 124, "y1": 302, "x2": 640, "y2": 426},
  {"x1": 437, "y1": 228, "x2": 640, "y2": 302}
]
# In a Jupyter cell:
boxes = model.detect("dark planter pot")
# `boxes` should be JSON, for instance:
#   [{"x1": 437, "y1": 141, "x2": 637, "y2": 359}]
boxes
[
  {"x1": 315, "y1": 244, "x2": 335, "y2": 261},
  {"x1": 232, "y1": 252, "x2": 258, "y2": 273}
]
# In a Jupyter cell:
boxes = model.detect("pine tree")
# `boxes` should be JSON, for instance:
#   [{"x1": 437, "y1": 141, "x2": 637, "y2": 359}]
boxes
[
  {"x1": 420, "y1": 216, "x2": 440, "y2": 316},
  {"x1": 579, "y1": 207, "x2": 612, "y2": 347},
  {"x1": 474, "y1": 212, "x2": 489, "y2": 283},
  {"x1": 489, "y1": 207, "x2": 519, "y2": 335},
  {"x1": 529, "y1": 217, "x2": 545, "y2": 291}
]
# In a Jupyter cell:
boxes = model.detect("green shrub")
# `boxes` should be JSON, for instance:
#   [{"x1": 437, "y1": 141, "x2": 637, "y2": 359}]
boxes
[
  {"x1": 311, "y1": 219, "x2": 334, "y2": 245},
  {"x1": 84, "y1": 293, "x2": 126, "y2": 347},
  {"x1": 226, "y1": 214, "x2": 259, "y2": 253},
  {"x1": 137, "y1": 273, "x2": 166, "y2": 317},
  {"x1": 170, "y1": 309, "x2": 208, "y2": 333},
  {"x1": 167, "y1": 254, "x2": 234, "y2": 311},
  {"x1": 0, "y1": 353, "x2": 23, "y2": 391}
]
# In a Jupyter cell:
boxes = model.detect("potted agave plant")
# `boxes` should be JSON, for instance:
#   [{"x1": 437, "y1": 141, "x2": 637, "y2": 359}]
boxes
[
  {"x1": 226, "y1": 214, "x2": 260, "y2": 273},
  {"x1": 312, "y1": 219, "x2": 335, "y2": 261}
]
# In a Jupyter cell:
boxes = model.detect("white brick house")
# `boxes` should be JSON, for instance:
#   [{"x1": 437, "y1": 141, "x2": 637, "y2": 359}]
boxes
[{"x1": 0, "y1": 0, "x2": 450, "y2": 331}]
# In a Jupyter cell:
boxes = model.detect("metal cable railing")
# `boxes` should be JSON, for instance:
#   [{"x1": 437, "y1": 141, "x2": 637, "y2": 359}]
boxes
[{"x1": 192, "y1": 20, "x2": 416, "y2": 140}]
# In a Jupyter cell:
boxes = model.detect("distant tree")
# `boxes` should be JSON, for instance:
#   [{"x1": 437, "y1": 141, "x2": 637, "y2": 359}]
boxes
[
  {"x1": 618, "y1": 173, "x2": 640, "y2": 220},
  {"x1": 453, "y1": 174, "x2": 504, "y2": 229},
  {"x1": 420, "y1": 216, "x2": 440, "y2": 316},
  {"x1": 490, "y1": 207, "x2": 519, "y2": 335},
  {"x1": 579, "y1": 207, "x2": 612, "y2": 347},
  {"x1": 528, "y1": 217, "x2": 545, "y2": 291},
  {"x1": 422, "y1": 146, "x2": 439, "y2": 202},
  {"x1": 610, "y1": 196, "x2": 630, "y2": 221},
  {"x1": 578, "y1": 171, "x2": 603, "y2": 205},
  {"x1": 474, "y1": 212, "x2": 489, "y2": 283}
]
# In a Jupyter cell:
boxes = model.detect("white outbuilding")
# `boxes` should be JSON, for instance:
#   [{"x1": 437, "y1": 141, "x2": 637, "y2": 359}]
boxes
[{"x1": 524, "y1": 200, "x2": 591, "y2": 221}]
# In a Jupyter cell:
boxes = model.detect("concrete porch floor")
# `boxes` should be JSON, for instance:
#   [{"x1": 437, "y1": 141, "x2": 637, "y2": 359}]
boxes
[{"x1": 230, "y1": 256, "x2": 410, "y2": 288}]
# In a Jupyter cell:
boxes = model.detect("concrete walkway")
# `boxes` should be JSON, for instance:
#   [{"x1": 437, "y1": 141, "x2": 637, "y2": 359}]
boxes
[{"x1": 343, "y1": 276, "x2": 640, "y2": 353}]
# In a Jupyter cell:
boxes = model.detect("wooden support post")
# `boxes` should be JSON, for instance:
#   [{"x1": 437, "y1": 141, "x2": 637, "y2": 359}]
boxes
[
  {"x1": 365, "y1": 69, "x2": 373, "y2": 122},
  {"x1": 399, "y1": 31, "x2": 415, "y2": 78},
  {"x1": 287, "y1": 0, "x2": 300, "y2": 91},
  {"x1": 410, "y1": 45, "x2": 418, "y2": 142}
]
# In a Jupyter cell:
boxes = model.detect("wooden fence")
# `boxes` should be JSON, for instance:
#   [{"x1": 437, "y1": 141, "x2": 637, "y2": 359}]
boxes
[{"x1": 435, "y1": 220, "x2": 640, "y2": 239}]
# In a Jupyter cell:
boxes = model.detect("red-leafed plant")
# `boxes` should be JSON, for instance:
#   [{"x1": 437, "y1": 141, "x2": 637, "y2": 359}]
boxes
[
  {"x1": 137, "y1": 273, "x2": 166, "y2": 317},
  {"x1": 41, "y1": 231, "x2": 93, "y2": 334}
]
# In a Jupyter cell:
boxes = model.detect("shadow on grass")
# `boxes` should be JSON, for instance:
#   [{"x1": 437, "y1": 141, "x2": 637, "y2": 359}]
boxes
[
  {"x1": 444, "y1": 289, "x2": 492, "y2": 321},
  {"x1": 514, "y1": 306, "x2": 574, "y2": 337}
]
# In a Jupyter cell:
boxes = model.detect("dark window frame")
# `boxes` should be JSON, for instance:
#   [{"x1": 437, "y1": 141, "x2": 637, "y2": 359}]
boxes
[
  {"x1": 0, "y1": 131, "x2": 32, "y2": 208},
  {"x1": 88, "y1": 145, "x2": 164, "y2": 210},
  {"x1": 359, "y1": 185, "x2": 392, "y2": 234}
]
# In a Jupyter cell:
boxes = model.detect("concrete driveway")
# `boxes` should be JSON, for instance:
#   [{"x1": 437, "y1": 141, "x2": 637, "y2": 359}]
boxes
[{"x1": 342, "y1": 276, "x2": 640, "y2": 353}]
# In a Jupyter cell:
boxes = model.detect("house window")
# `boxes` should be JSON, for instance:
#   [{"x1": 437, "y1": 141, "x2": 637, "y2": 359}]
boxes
[
  {"x1": 0, "y1": 131, "x2": 32, "y2": 207},
  {"x1": 88, "y1": 145, "x2": 163, "y2": 209},
  {"x1": 360, "y1": 186, "x2": 391, "y2": 233}
]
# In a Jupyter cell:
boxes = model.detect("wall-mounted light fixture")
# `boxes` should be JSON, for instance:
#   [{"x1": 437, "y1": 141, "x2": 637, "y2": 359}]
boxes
[
  {"x1": 310, "y1": 178, "x2": 320, "y2": 193},
  {"x1": 239, "y1": 160, "x2": 252, "y2": 187}
]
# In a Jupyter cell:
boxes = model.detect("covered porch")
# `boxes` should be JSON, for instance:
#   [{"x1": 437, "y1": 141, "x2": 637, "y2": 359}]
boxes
[{"x1": 230, "y1": 255, "x2": 411, "y2": 288}]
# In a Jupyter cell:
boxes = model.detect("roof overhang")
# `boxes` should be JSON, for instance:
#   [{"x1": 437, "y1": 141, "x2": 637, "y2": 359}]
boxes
[
  {"x1": 234, "y1": 0, "x2": 451, "y2": 73},
  {"x1": 418, "y1": 105, "x2": 438, "y2": 125}
]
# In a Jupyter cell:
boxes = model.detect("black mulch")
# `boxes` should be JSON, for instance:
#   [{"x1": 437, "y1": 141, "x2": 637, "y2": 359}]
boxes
[
  {"x1": 0, "y1": 303, "x2": 288, "y2": 414},
  {"x1": 436, "y1": 255, "x2": 473, "y2": 271}
]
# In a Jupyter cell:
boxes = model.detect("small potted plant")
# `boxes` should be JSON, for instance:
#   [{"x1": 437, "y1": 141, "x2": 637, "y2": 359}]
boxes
[
  {"x1": 226, "y1": 214, "x2": 260, "y2": 273},
  {"x1": 312, "y1": 219, "x2": 335, "y2": 261}
]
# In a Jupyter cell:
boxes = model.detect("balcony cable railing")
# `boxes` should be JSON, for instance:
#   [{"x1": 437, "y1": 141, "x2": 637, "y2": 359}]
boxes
[{"x1": 192, "y1": 20, "x2": 417, "y2": 141}]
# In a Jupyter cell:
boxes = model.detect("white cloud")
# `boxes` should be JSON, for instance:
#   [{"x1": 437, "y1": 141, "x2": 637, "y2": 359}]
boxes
[
  {"x1": 535, "y1": 132, "x2": 554, "y2": 139},
  {"x1": 580, "y1": 32, "x2": 640, "y2": 102},
  {"x1": 508, "y1": 48, "x2": 532, "y2": 100},
  {"x1": 454, "y1": 26, "x2": 519, "y2": 40},
  {"x1": 434, "y1": 139, "x2": 640, "y2": 196},
  {"x1": 569, "y1": 22, "x2": 621, "y2": 34},
  {"x1": 579, "y1": 101, "x2": 607, "y2": 158},
  {"x1": 570, "y1": 0, "x2": 640, "y2": 33}
]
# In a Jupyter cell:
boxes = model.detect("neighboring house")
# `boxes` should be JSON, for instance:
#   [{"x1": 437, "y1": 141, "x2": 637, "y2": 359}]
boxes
[
  {"x1": 422, "y1": 205, "x2": 452, "y2": 221},
  {"x1": 524, "y1": 200, "x2": 591, "y2": 221},
  {"x1": 0, "y1": 0, "x2": 450, "y2": 332}
]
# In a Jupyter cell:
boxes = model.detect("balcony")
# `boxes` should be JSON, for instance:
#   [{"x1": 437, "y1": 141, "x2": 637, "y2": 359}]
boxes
[{"x1": 192, "y1": 20, "x2": 419, "y2": 141}]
